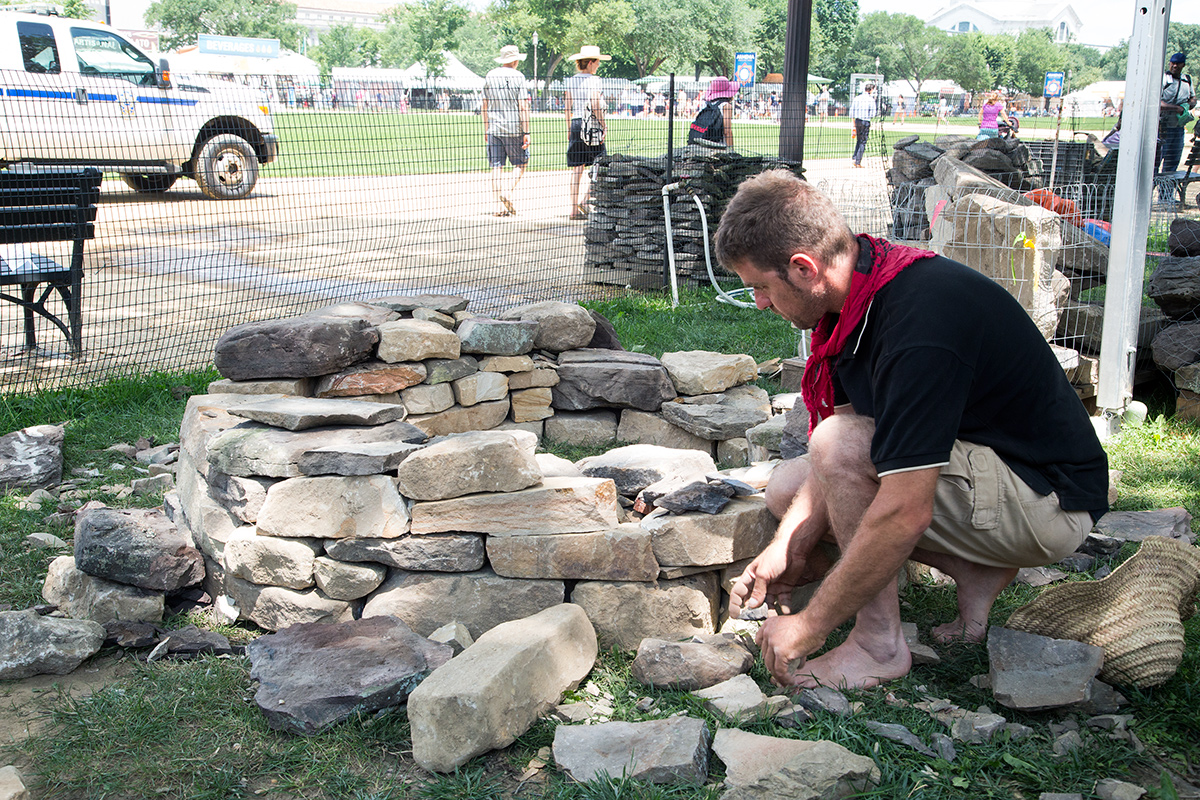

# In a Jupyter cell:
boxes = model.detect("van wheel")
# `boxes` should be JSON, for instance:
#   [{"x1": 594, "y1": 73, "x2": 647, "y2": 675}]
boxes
[
  {"x1": 121, "y1": 174, "x2": 178, "y2": 193},
  {"x1": 194, "y1": 134, "x2": 259, "y2": 200}
]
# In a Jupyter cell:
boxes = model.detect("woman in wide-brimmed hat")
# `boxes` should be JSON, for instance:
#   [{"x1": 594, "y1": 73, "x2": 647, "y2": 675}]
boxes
[
  {"x1": 564, "y1": 45, "x2": 610, "y2": 220},
  {"x1": 688, "y1": 76, "x2": 738, "y2": 148}
]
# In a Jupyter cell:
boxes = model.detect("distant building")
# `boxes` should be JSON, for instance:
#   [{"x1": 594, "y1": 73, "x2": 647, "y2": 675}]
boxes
[
  {"x1": 295, "y1": 0, "x2": 390, "y2": 48},
  {"x1": 928, "y1": 1, "x2": 1083, "y2": 44}
]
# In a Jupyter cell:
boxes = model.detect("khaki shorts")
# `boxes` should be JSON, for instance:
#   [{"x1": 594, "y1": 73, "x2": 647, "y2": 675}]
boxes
[{"x1": 919, "y1": 440, "x2": 1092, "y2": 569}]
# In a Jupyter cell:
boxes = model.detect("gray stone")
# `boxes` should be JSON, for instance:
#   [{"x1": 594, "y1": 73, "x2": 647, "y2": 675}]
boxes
[
  {"x1": 227, "y1": 397, "x2": 406, "y2": 431},
  {"x1": 793, "y1": 687, "x2": 852, "y2": 717},
  {"x1": 617, "y1": 410, "x2": 714, "y2": 453},
  {"x1": 1151, "y1": 321, "x2": 1200, "y2": 371},
  {"x1": 422, "y1": 356, "x2": 479, "y2": 385},
  {"x1": 225, "y1": 576, "x2": 354, "y2": 631},
  {"x1": 1176, "y1": 363, "x2": 1200, "y2": 394},
  {"x1": 456, "y1": 318, "x2": 538, "y2": 355},
  {"x1": 553, "y1": 717, "x2": 710, "y2": 785},
  {"x1": 1052, "y1": 729, "x2": 1084, "y2": 756},
  {"x1": 571, "y1": 573, "x2": 720, "y2": 650},
  {"x1": 324, "y1": 534, "x2": 485, "y2": 572},
  {"x1": 0, "y1": 609, "x2": 106, "y2": 679},
  {"x1": 26, "y1": 532, "x2": 69, "y2": 549},
  {"x1": 408, "y1": 604, "x2": 597, "y2": 772},
  {"x1": 988, "y1": 627, "x2": 1103, "y2": 710},
  {"x1": 74, "y1": 507, "x2": 203, "y2": 592},
  {"x1": 712, "y1": 729, "x2": 826, "y2": 787},
  {"x1": 500, "y1": 301, "x2": 598, "y2": 352},
  {"x1": 305, "y1": 300, "x2": 398, "y2": 325},
  {"x1": 401, "y1": 382, "x2": 456, "y2": 415},
  {"x1": 948, "y1": 710, "x2": 1008, "y2": 743},
  {"x1": 130, "y1": 473, "x2": 173, "y2": 496},
  {"x1": 1093, "y1": 508, "x2": 1194, "y2": 544},
  {"x1": 692, "y1": 673, "x2": 770, "y2": 723},
  {"x1": 208, "y1": 472, "x2": 276, "y2": 523},
  {"x1": 553, "y1": 349, "x2": 677, "y2": 412},
  {"x1": 745, "y1": 415, "x2": 787, "y2": 452},
  {"x1": 410, "y1": 476, "x2": 619, "y2": 535},
  {"x1": 477, "y1": 355, "x2": 535, "y2": 373},
  {"x1": 717, "y1": 438, "x2": 750, "y2": 467},
  {"x1": 508, "y1": 367, "x2": 559, "y2": 389},
  {"x1": 42, "y1": 556, "x2": 164, "y2": 623},
  {"x1": 406, "y1": 399, "x2": 510, "y2": 437},
  {"x1": 660, "y1": 351, "x2": 758, "y2": 396},
  {"x1": 631, "y1": 633, "x2": 755, "y2": 690},
  {"x1": 1015, "y1": 566, "x2": 1068, "y2": 587},
  {"x1": 206, "y1": 420, "x2": 427, "y2": 478},
  {"x1": 298, "y1": 441, "x2": 423, "y2": 476},
  {"x1": 642, "y1": 497, "x2": 776, "y2": 567},
  {"x1": 246, "y1": 616, "x2": 452, "y2": 735},
  {"x1": 660, "y1": 391, "x2": 772, "y2": 441},
  {"x1": 256, "y1": 475, "x2": 410, "y2": 539},
  {"x1": 1094, "y1": 778, "x2": 1147, "y2": 800},
  {"x1": 653, "y1": 481, "x2": 735, "y2": 515},
  {"x1": 312, "y1": 557, "x2": 388, "y2": 600},
  {"x1": 314, "y1": 361, "x2": 427, "y2": 397},
  {"x1": 0, "y1": 766, "x2": 28, "y2": 800},
  {"x1": 1170, "y1": 217, "x2": 1200, "y2": 257},
  {"x1": 862, "y1": 721, "x2": 935, "y2": 756},
  {"x1": 544, "y1": 410, "x2": 618, "y2": 447},
  {"x1": 377, "y1": 319, "x2": 462, "y2": 363},
  {"x1": 362, "y1": 568, "x2": 565, "y2": 638},
  {"x1": 576, "y1": 444, "x2": 716, "y2": 497},
  {"x1": 717, "y1": 738, "x2": 879, "y2": 800},
  {"x1": 207, "y1": 378, "x2": 313, "y2": 396},
  {"x1": 427, "y1": 621, "x2": 473, "y2": 655},
  {"x1": 396, "y1": 430, "x2": 540, "y2": 501},
  {"x1": 486, "y1": 524, "x2": 658, "y2": 581},
  {"x1": 451, "y1": 371, "x2": 509, "y2": 406},
  {"x1": 214, "y1": 316, "x2": 378, "y2": 381},
  {"x1": 162, "y1": 624, "x2": 234, "y2": 659},
  {"x1": 1040, "y1": 794, "x2": 1084, "y2": 800},
  {"x1": 510, "y1": 387, "x2": 554, "y2": 422},
  {"x1": 223, "y1": 530, "x2": 322, "y2": 589},
  {"x1": 365, "y1": 293, "x2": 469, "y2": 315},
  {"x1": 1147, "y1": 256, "x2": 1200, "y2": 319},
  {"x1": 0, "y1": 425, "x2": 63, "y2": 492}
]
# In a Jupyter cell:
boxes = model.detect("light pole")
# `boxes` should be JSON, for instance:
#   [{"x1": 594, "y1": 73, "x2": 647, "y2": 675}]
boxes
[{"x1": 532, "y1": 32, "x2": 539, "y2": 112}]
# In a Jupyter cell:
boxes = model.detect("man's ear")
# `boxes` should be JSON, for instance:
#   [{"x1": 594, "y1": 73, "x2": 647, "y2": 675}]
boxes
[{"x1": 787, "y1": 253, "x2": 819, "y2": 281}]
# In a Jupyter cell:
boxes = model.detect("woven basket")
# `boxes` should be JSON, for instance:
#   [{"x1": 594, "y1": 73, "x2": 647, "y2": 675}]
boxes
[{"x1": 1006, "y1": 536, "x2": 1200, "y2": 688}]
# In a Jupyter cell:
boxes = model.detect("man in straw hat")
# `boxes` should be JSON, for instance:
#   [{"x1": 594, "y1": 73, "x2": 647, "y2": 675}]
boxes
[
  {"x1": 564, "y1": 45, "x2": 610, "y2": 220},
  {"x1": 482, "y1": 45, "x2": 532, "y2": 216},
  {"x1": 716, "y1": 170, "x2": 1109, "y2": 690}
]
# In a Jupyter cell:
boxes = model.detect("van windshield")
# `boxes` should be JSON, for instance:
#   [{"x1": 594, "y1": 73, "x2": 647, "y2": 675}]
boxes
[{"x1": 71, "y1": 27, "x2": 155, "y2": 85}]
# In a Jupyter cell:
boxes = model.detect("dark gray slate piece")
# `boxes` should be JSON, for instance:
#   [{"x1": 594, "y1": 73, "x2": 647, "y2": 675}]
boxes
[
  {"x1": 0, "y1": 424, "x2": 64, "y2": 492},
  {"x1": 655, "y1": 481, "x2": 735, "y2": 515},
  {"x1": 1146, "y1": 256, "x2": 1200, "y2": 319},
  {"x1": 553, "y1": 350, "x2": 676, "y2": 412},
  {"x1": 1170, "y1": 218, "x2": 1200, "y2": 257},
  {"x1": 214, "y1": 316, "x2": 379, "y2": 381},
  {"x1": 631, "y1": 634, "x2": 754, "y2": 690},
  {"x1": 163, "y1": 624, "x2": 233, "y2": 658},
  {"x1": 74, "y1": 507, "x2": 204, "y2": 592},
  {"x1": 324, "y1": 534, "x2": 485, "y2": 571},
  {"x1": 1151, "y1": 321, "x2": 1200, "y2": 371},
  {"x1": 0, "y1": 609, "x2": 106, "y2": 679},
  {"x1": 456, "y1": 318, "x2": 538, "y2": 355},
  {"x1": 227, "y1": 397, "x2": 407, "y2": 431},
  {"x1": 1093, "y1": 508, "x2": 1195, "y2": 544},
  {"x1": 988, "y1": 627, "x2": 1103, "y2": 710},
  {"x1": 423, "y1": 356, "x2": 479, "y2": 385},
  {"x1": 299, "y1": 441, "x2": 424, "y2": 476},
  {"x1": 363, "y1": 294, "x2": 470, "y2": 315},
  {"x1": 246, "y1": 616, "x2": 452, "y2": 735}
]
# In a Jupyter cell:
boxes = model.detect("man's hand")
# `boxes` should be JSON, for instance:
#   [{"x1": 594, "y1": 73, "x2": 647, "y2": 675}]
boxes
[
  {"x1": 728, "y1": 537, "x2": 807, "y2": 619},
  {"x1": 757, "y1": 613, "x2": 826, "y2": 686}
]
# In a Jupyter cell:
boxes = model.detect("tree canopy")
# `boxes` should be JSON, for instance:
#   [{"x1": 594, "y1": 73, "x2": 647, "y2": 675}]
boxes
[{"x1": 144, "y1": 0, "x2": 304, "y2": 51}]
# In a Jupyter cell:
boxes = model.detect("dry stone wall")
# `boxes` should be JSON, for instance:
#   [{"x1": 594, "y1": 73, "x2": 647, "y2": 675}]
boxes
[{"x1": 172, "y1": 294, "x2": 799, "y2": 640}]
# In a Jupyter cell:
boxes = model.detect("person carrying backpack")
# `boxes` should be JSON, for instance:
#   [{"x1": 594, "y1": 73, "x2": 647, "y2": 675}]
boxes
[{"x1": 689, "y1": 77, "x2": 738, "y2": 148}]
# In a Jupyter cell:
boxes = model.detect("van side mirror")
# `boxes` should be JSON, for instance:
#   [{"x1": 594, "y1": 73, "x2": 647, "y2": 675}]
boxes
[{"x1": 156, "y1": 58, "x2": 171, "y2": 89}]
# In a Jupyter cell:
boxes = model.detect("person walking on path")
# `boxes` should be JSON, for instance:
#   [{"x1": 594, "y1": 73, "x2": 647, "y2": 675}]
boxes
[
  {"x1": 1156, "y1": 52, "x2": 1196, "y2": 178},
  {"x1": 482, "y1": 45, "x2": 531, "y2": 217},
  {"x1": 849, "y1": 83, "x2": 876, "y2": 167},
  {"x1": 976, "y1": 91, "x2": 1009, "y2": 140},
  {"x1": 817, "y1": 88, "x2": 830, "y2": 121},
  {"x1": 715, "y1": 171, "x2": 1108, "y2": 691},
  {"x1": 893, "y1": 95, "x2": 906, "y2": 124},
  {"x1": 688, "y1": 76, "x2": 738, "y2": 148},
  {"x1": 564, "y1": 45, "x2": 609, "y2": 220}
]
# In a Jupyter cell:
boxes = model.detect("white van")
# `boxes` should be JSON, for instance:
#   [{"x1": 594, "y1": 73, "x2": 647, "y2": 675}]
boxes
[{"x1": 0, "y1": 11, "x2": 279, "y2": 199}]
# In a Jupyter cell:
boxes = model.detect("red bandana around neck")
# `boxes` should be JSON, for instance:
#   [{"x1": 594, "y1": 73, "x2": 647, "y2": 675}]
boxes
[{"x1": 800, "y1": 235, "x2": 936, "y2": 434}]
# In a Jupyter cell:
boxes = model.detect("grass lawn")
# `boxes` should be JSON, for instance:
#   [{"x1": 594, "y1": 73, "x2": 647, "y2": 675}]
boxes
[
  {"x1": 264, "y1": 110, "x2": 1114, "y2": 179},
  {"x1": 1, "y1": 290, "x2": 1198, "y2": 799}
]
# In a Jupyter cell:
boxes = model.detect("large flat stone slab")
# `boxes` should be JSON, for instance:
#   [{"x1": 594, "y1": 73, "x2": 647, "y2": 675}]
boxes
[
  {"x1": 42, "y1": 556, "x2": 164, "y2": 623},
  {"x1": 325, "y1": 534, "x2": 485, "y2": 571},
  {"x1": 314, "y1": 361, "x2": 427, "y2": 397},
  {"x1": 214, "y1": 316, "x2": 378, "y2": 381},
  {"x1": 406, "y1": 399, "x2": 510, "y2": 437},
  {"x1": 0, "y1": 424, "x2": 63, "y2": 492},
  {"x1": 227, "y1": 397, "x2": 406, "y2": 431},
  {"x1": 256, "y1": 475, "x2": 411, "y2": 539},
  {"x1": 225, "y1": 577, "x2": 355, "y2": 631},
  {"x1": 988, "y1": 627, "x2": 1103, "y2": 710},
  {"x1": 576, "y1": 444, "x2": 716, "y2": 497},
  {"x1": 717, "y1": 738, "x2": 879, "y2": 799},
  {"x1": 410, "y1": 476, "x2": 619, "y2": 535},
  {"x1": 661, "y1": 350, "x2": 758, "y2": 396},
  {"x1": 570, "y1": 572, "x2": 720, "y2": 650},
  {"x1": 395, "y1": 431, "x2": 541, "y2": 501},
  {"x1": 499, "y1": 301, "x2": 597, "y2": 352},
  {"x1": 376, "y1": 319, "x2": 462, "y2": 363},
  {"x1": 659, "y1": 389, "x2": 772, "y2": 441},
  {"x1": 298, "y1": 441, "x2": 423, "y2": 476},
  {"x1": 552, "y1": 349, "x2": 677, "y2": 412},
  {"x1": 361, "y1": 567, "x2": 564, "y2": 638},
  {"x1": 486, "y1": 523, "x2": 659, "y2": 581},
  {"x1": 365, "y1": 293, "x2": 470, "y2": 315},
  {"x1": 642, "y1": 497, "x2": 776, "y2": 567},
  {"x1": 617, "y1": 410, "x2": 714, "y2": 453},
  {"x1": 456, "y1": 318, "x2": 538, "y2": 355},
  {"x1": 74, "y1": 507, "x2": 204, "y2": 592},
  {"x1": 0, "y1": 609, "x2": 106, "y2": 680},
  {"x1": 712, "y1": 729, "x2": 821, "y2": 787},
  {"x1": 206, "y1": 420, "x2": 427, "y2": 478},
  {"x1": 246, "y1": 616, "x2": 452, "y2": 735},
  {"x1": 408, "y1": 604, "x2": 596, "y2": 772},
  {"x1": 553, "y1": 717, "x2": 710, "y2": 785}
]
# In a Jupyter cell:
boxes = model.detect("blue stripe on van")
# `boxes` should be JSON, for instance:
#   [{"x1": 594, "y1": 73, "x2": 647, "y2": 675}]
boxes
[
  {"x1": 5, "y1": 88, "x2": 75, "y2": 100},
  {"x1": 137, "y1": 96, "x2": 198, "y2": 106},
  {"x1": 4, "y1": 88, "x2": 198, "y2": 106}
]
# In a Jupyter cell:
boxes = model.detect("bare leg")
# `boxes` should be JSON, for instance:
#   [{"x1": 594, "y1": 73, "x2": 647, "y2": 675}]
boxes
[
  {"x1": 764, "y1": 457, "x2": 811, "y2": 519},
  {"x1": 788, "y1": 416, "x2": 911, "y2": 690},
  {"x1": 507, "y1": 164, "x2": 526, "y2": 200},
  {"x1": 912, "y1": 547, "x2": 1018, "y2": 643},
  {"x1": 491, "y1": 166, "x2": 504, "y2": 209},
  {"x1": 570, "y1": 165, "x2": 585, "y2": 213}
]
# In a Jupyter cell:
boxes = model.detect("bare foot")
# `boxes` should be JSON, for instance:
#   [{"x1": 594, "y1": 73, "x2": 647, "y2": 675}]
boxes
[
  {"x1": 932, "y1": 616, "x2": 988, "y2": 643},
  {"x1": 789, "y1": 631, "x2": 911, "y2": 690}
]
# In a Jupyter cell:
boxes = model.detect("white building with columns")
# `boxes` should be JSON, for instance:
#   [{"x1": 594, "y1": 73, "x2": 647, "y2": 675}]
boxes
[{"x1": 928, "y1": 1, "x2": 1083, "y2": 44}]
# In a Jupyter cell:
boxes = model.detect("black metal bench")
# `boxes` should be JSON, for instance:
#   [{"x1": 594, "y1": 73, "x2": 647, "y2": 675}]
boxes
[
  {"x1": 0, "y1": 168, "x2": 102, "y2": 356},
  {"x1": 1159, "y1": 128, "x2": 1200, "y2": 206}
]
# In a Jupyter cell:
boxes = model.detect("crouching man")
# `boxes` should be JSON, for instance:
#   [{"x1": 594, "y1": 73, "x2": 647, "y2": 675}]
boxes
[{"x1": 716, "y1": 171, "x2": 1109, "y2": 689}]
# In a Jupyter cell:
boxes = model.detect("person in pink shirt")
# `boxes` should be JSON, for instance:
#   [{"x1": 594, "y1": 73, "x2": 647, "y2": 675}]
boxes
[{"x1": 977, "y1": 91, "x2": 1009, "y2": 140}]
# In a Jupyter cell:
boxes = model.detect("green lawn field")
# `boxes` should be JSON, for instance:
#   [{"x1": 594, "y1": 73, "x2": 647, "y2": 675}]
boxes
[{"x1": 264, "y1": 109, "x2": 1113, "y2": 179}]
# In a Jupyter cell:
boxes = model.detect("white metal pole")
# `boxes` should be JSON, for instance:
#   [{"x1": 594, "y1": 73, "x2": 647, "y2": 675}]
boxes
[{"x1": 1095, "y1": 0, "x2": 1171, "y2": 435}]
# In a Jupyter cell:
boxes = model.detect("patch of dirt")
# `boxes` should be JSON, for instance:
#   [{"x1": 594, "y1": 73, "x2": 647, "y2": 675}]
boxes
[{"x1": 0, "y1": 652, "x2": 133, "y2": 765}]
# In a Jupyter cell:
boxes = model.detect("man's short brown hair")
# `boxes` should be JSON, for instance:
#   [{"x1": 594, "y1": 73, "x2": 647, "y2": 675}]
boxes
[{"x1": 715, "y1": 170, "x2": 856, "y2": 276}]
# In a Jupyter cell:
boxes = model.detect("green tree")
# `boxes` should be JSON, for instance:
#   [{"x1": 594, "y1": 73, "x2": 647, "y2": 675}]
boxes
[
  {"x1": 977, "y1": 33, "x2": 1017, "y2": 89},
  {"x1": 383, "y1": 0, "x2": 470, "y2": 76},
  {"x1": 309, "y1": 24, "x2": 381, "y2": 74},
  {"x1": 619, "y1": 0, "x2": 696, "y2": 77},
  {"x1": 62, "y1": 0, "x2": 92, "y2": 19},
  {"x1": 942, "y1": 32, "x2": 991, "y2": 93},
  {"x1": 1011, "y1": 27, "x2": 1066, "y2": 95},
  {"x1": 809, "y1": 0, "x2": 857, "y2": 84},
  {"x1": 749, "y1": 0, "x2": 794, "y2": 76},
  {"x1": 692, "y1": 0, "x2": 756, "y2": 77},
  {"x1": 145, "y1": 0, "x2": 304, "y2": 51},
  {"x1": 852, "y1": 12, "x2": 949, "y2": 96},
  {"x1": 453, "y1": 13, "x2": 504, "y2": 77}
]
